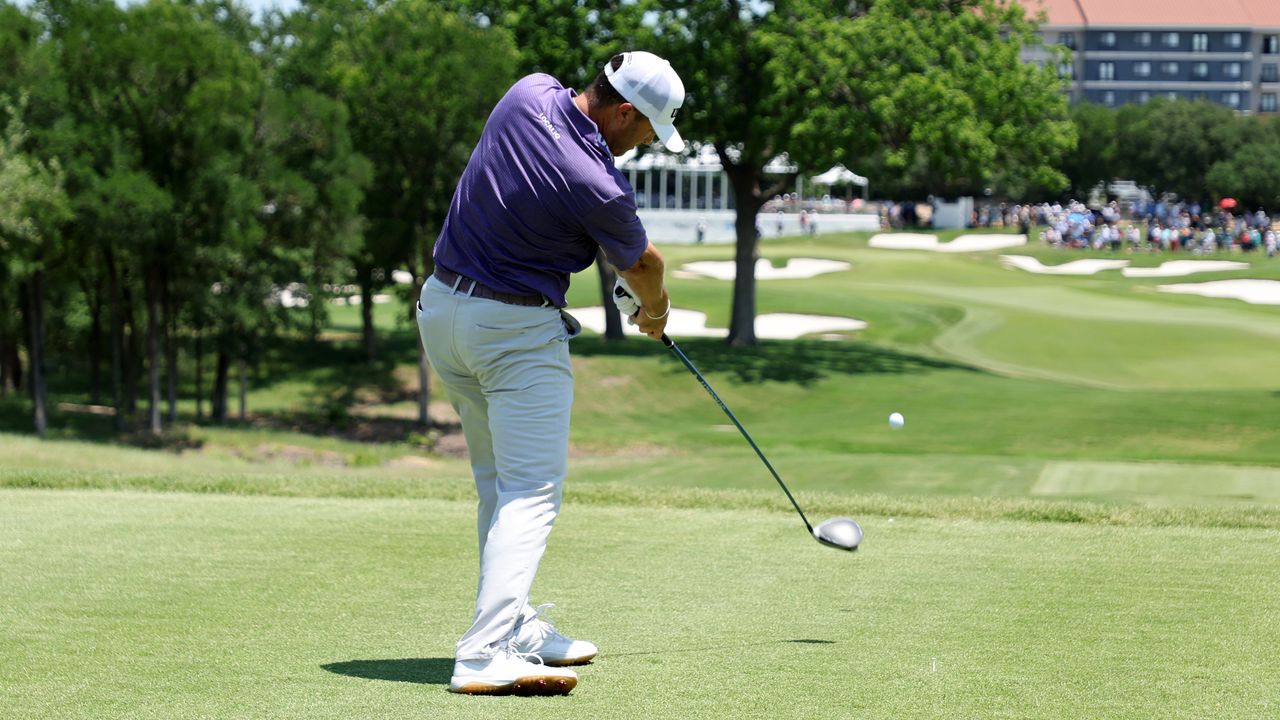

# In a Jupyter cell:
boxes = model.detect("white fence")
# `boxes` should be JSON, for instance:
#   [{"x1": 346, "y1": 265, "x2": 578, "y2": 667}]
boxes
[{"x1": 636, "y1": 209, "x2": 881, "y2": 245}]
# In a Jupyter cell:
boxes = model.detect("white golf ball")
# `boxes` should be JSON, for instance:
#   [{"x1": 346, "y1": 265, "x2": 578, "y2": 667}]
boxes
[{"x1": 889, "y1": 412, "x2": 905, "y2": 429}]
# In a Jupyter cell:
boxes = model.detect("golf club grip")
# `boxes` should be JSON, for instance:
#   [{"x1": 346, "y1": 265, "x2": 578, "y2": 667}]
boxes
[{"x1": 664, "y1": 338, "x2": 814, "y2": 533}]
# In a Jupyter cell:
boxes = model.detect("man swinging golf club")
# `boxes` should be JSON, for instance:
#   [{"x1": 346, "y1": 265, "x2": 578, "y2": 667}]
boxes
[{"x1": 417, "y1": 51, "x2": 684, "y2": 696}]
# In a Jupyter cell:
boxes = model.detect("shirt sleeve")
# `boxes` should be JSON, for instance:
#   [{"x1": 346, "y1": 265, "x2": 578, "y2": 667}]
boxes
[{"x1": 582, "y1": 194, "x2": 649, "y2": 271}]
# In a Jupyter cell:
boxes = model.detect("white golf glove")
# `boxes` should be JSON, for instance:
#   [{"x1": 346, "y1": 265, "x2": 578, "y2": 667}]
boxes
[{"x1": 612, "y1": 277, "x2": 641, "y2": 321}]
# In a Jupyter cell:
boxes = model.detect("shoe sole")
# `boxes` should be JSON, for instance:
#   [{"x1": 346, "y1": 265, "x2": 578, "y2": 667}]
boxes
[
  {"x1": 449, "y1": 675, "x2": 577, "y2": 696},
  {"x1": 542, "y1": 653, "x2": 596, "y2": 667}
]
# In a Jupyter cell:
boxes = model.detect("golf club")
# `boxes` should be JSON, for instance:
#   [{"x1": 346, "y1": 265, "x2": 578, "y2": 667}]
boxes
[{"x1": 661, "y1": 334, "x2": 862, "y2": 552}]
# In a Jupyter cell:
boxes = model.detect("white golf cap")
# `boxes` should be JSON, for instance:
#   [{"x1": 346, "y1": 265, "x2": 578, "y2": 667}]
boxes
[{"x1": 604, "y1": 51, "x2": 685, "y2": 153}]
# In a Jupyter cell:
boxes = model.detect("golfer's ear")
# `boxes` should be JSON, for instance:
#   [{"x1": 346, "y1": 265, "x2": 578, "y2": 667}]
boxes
[{"x1": 618, "y1": 102, "x2": 637, "y2": 121}]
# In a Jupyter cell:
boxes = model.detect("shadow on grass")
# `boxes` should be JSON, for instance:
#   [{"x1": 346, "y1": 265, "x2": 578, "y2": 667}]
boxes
[
  {"x1": 322, "y1": 658, "x2": 453, "y2": 686},
  {"x1": 1, "y1": 330, "x2": 973, "y2": 444},
  {"x1": 572, "y1": 336, "x2": 977, "y2": 385},
  {"x1": 323, "y1": 639, "x2": 835, "y2": 683}
]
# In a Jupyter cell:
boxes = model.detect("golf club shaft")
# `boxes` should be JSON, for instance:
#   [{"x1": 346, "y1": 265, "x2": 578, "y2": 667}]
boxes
[{"x1": 661, "y1": 334, "x2": 814, "y2": 533}]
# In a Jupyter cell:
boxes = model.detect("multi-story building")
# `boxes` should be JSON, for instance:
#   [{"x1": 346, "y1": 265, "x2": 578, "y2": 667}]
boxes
[{"x1": 1029, "y1": 0, "x2": 1280, "y2": 114}]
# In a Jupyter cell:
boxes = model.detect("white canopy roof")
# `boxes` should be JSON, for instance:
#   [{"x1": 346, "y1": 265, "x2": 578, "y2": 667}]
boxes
[
  {"x1": 617, "y1": 144, "x2": 797, "y2": 174},
  {"x1": 810, "y1": 164, "x2": 868, "y2": 187}
]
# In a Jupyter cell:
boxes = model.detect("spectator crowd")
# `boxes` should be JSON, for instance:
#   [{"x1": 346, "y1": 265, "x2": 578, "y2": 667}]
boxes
[{"x1": 1028, "y1": 200, "x2": 1278, "y2": 256}]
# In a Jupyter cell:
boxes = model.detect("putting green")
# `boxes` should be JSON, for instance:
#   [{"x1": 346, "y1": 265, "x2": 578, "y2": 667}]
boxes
[{"x1": 2, "y1": 490, "x2": 1276, "y2": 719}]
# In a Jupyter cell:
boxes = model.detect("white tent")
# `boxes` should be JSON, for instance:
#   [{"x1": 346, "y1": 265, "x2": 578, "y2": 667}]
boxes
[{"x1": 810, "y1": 164, "x2": 868, "y2": 187}]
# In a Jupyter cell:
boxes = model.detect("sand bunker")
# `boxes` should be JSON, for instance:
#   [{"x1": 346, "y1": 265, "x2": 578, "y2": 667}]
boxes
[
  {"x1": 1156, "y1": 279, "x2": 1280, "y2": 305},
  {"x1": 571, "y1": 307, "x2": 866, "y2": 340},
  {"x1": 871, "y1": 233, "x2": 1027, "y2": 252},
  {"x1": 1121, "y1": 261, "x2": 1250, "y2": 277},
  {"x1": 674, "y1": 258, "x2": 850, "y2": 281},
  {"x1": 1000, "y1": 255, "x2": 1130, "y2": 275}
]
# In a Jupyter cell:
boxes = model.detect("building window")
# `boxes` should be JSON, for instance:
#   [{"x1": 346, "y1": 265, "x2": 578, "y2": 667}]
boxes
[
  {"x1": 1226, "y1": 62, "x2": 1241, "y2": 78},
  {"x1": 1192, "y1": 33, "x2": 1208, "y2": 52},
  {"x1": 1262, "y1": 94, "x2": 1278, "y2": 112},
  {"x1": 1163, "y1": 32, "x2": 1180, "y2": 48},
  {"x1": 1265, "y1": 35, "x2": 1279, "y2": 55},
  {"x1": 1135, "y1": 61, "x2": 1151, "y2": 78},
  {"x1": 1223, "y1": 92, "x2": 1240, "y2": 108},
  {"x1": 1226, "y1": 32, "x2": 1243, "y2": 49},
  {"x1": 1058, "y1": 63, "x2": 1074, "y2": 80},
  {"x1": 1162, "y1": 62, "x2": 1179, "y2": 76},
  {"x1": 1103, "y1": 91, "x2": 1116, "y2": 107},
  {"x1": 1101, "y1": 32, "x2": 1116, "y2": 48},
  {"x1": 1193, "y1": 62, "x2": 1209, "y2": 79},
  {"x1": 1058, "y1": 32, "x2": 1076, "y2": 49},
  {"x1": 1099, "y1": 62, "x2": 1115, "y2": 81},
  {"x1": 1137, "y1": 32, "x2": 1152, "y2": 47},
  {"x1": 1263, "y1": 64, "x2": 1279, "y2": 83},
  {"x1": 1138, "y1": 91, "x2": 1151, "y2": 103}
]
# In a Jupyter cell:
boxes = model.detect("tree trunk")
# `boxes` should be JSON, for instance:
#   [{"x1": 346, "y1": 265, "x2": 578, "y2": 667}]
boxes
[
  {"x1": 24, "y1": 272, "x2": 49, "y2": 437},
  {"x1": 726, "y1": 163, "x2": 767, "y2": 347},
  {"x1": 595, "y1": 249, "x2": 625, "y2": 341},
  {"x1": 86, "y1": 275, "x2": 103, "y2": 405},
  {"x1": 144, "y1": 261, "x2": 163, "y2": 435},
  {"x1": 4, "y1": 336, "x2": 21, "y2": 393},
  {"x1": 123, "y1": 279, "x2": 140, "y2": 417},
  {"x1": 105, "y1": 247, "x2": 125, "y2": 432},
  {"x1": 0, "y1": 317, "x2": 8, "y2": 398},
  {"x1": 237, "y1": 356, "x2": 248, "y2": 422},
  {"x1": 0, "y1": 327, "x2": 6, "y2": 399},
  {"x1": 357, "y1": 262, "x2": 376, "y2": 363},
  {"x1": 164, "y1": 274, "x2": 177, "y2": 426},
  {"x1": 416, "y1": 243, "x2": 435, "y2": 427},
  {"x1": 194, "y1": 333, "x2": 203, "y2": 421},
  {"x1": 212, "y1": 349, "x2": 229, "y2": 423}
]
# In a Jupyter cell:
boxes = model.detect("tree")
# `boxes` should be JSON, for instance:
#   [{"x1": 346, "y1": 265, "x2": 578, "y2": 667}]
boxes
[
  {"x1": 0, "y1": 3, "x2": 42, "y2": 400},
  {"x1": 1206, "y1": 142, "x2": 1280, "y2": 210},
  {"x1": 1113, "y1": 98, "x2": 1240, "y2": 202},
  {"x1": 1061, "y1": 103, "x2": 1119, "y2": 199},
  {"x1": 829, "y1": 0, "x2": 1074, "y2": 200},
  {"x1": 0, "y1": 98, "x2": 72, "y2": 436},
  {"x1": 35, "y1": 0, "x2": 281, "y2": 432},
  {"x1": 647, "y1": 0, "x2": 1072, "y2": 345}
]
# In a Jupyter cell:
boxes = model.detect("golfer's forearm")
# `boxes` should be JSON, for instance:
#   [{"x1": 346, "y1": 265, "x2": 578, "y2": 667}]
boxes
[{"x1": 619, "y1": 242, "x2": 669, "y2": 316}]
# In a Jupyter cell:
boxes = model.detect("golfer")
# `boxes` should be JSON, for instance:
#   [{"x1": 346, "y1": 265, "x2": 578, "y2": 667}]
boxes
[{"x1": 417, "y1": 51, "x2": 685, "y2": 696}]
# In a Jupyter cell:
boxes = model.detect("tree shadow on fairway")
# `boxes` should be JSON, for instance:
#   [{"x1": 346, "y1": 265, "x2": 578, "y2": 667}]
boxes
[
  {"x1": 322, "y1": 658, "x2": 453, "y2": 686},
  {"x1": 571, "y1": 336, "x2": 977, "y2": 386}
]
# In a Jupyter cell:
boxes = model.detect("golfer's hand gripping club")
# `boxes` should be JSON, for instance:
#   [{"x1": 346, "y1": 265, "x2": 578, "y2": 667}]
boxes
[
  {"x1": 613, "y1": 275, "x2": 668, "y2": 339},
  {"x1": 612, "y1": 277, "x2": 641, "y2": 323}
]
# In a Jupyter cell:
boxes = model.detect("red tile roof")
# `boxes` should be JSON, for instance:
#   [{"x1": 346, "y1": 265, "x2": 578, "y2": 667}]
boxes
[
  {"x1": 1029, "y1": 0, "x2": 1280, "y2": 28},
  {"x1": 1240, "y1": 0, "x2": 1280, "y2": 28},
  {"x1": 1025, "y1": 0, "x2": 1085, "y2": 27}
]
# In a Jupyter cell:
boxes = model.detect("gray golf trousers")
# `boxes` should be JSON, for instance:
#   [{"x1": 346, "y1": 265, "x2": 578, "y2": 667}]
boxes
[{"x1": 416, "y1": 274, "x2": 578, "y2": 661}]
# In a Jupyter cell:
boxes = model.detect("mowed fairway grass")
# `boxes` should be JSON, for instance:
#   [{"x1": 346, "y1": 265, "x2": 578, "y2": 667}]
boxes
[
  {"x1": 2, "y1": 490, "x2": 1278, "y2": 720},
  {"x1": 3, "y1": 230, "x2": 1280, "y2": 718}
]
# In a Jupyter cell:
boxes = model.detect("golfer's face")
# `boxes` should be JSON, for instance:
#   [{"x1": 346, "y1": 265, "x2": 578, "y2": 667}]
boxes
[{"x1": 611, "y1": 107, "x2": 656, "y2": 155}]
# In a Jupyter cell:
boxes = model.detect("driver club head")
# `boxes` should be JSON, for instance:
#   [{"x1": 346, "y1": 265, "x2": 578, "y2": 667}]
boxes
[{"x1": 812, "y1": 517, "x2": 863, "y2": 552}]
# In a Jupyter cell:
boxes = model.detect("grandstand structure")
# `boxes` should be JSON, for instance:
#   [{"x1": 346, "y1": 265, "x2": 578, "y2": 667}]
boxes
[{"x1": 1028, "y1": 0, "x2": 1280, "y2": 113}]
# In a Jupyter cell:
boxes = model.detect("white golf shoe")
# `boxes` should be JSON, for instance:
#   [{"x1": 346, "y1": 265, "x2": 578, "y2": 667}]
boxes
[
  {"x1": 510, "y1": 603, "x2": 599, "y2": 666},
  {"x1": 448, "y1": 651, "x2": 577, "y2": 696}
]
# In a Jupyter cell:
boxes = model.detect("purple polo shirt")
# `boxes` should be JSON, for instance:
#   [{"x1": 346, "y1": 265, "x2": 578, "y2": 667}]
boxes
[{"x1": 433, "y1": 74, "x2": 649, "y2": 308}]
